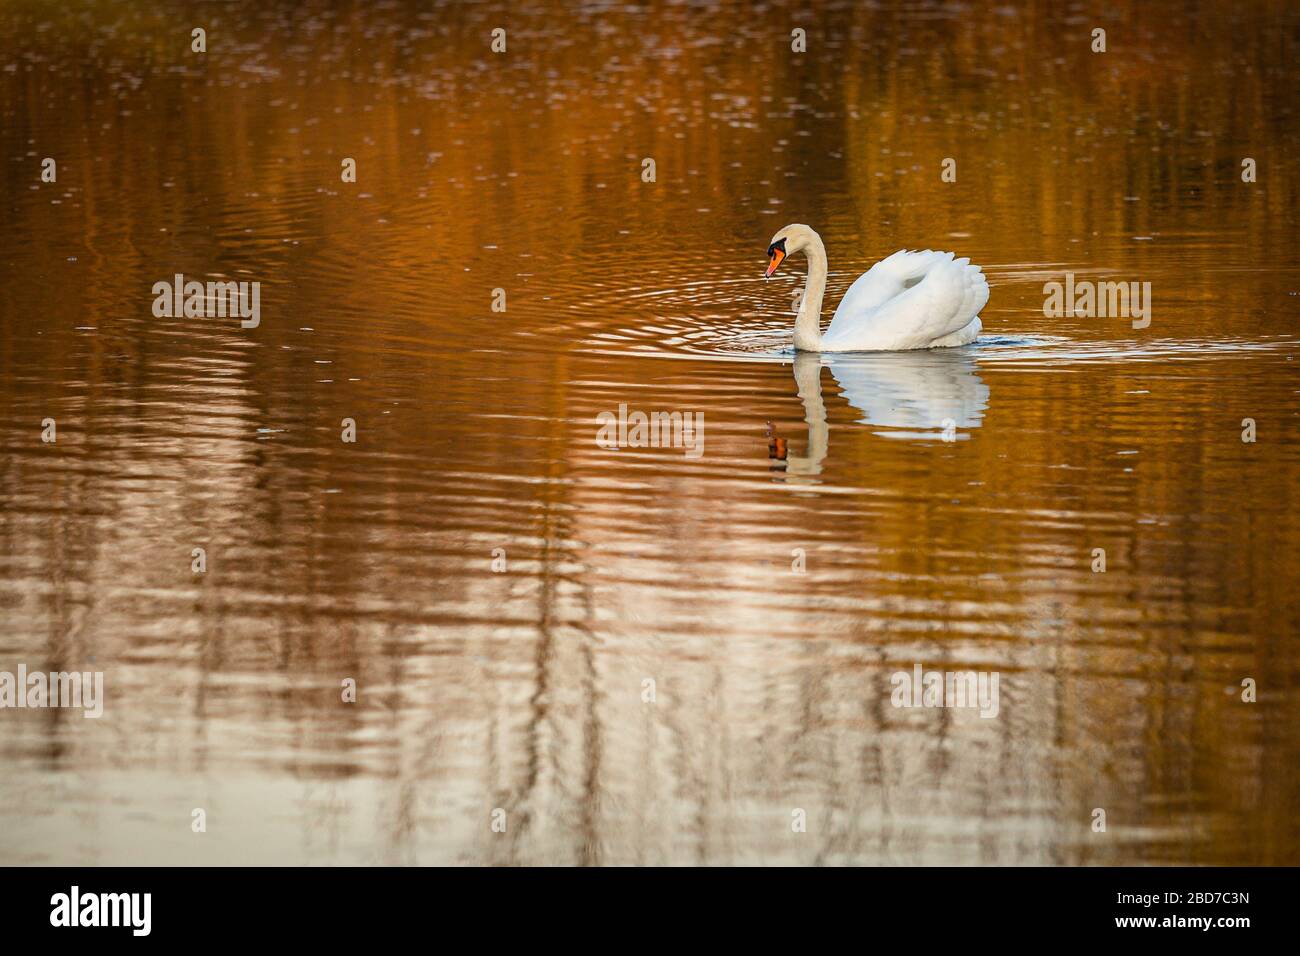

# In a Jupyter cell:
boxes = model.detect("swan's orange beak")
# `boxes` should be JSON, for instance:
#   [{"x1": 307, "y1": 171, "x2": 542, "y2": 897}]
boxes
[{"x1": 765, "y1": 248, "x2": 785, "y2": 278}]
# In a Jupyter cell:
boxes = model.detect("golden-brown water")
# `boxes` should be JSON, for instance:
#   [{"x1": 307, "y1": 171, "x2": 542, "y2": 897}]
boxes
[{"x1": 1, "y1": 0, "x2": 1298, "y2": 865}]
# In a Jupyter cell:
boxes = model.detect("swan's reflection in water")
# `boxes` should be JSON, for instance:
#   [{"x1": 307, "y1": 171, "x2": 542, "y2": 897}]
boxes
[{"x1": 777, "y1": 348, "x2": 989, "y2": 478}]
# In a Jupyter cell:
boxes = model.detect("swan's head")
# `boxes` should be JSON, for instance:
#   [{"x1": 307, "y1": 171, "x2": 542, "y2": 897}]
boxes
[{"x1": 765, "y1": 223, "x2": 816, "y2": 278}]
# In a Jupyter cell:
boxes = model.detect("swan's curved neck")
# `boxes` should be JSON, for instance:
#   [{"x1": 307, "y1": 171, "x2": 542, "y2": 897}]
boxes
[{"x1": 794, "y1": 232, "x2": 827, "y2": 351}]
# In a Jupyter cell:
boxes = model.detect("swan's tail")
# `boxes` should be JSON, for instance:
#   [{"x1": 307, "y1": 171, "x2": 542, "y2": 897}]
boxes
[
  {"x1": 938, "y1": 257, "x2": 989, "y2": 346},
  {"x1": 962, "y1": 261, "x2": 990, "y2": 320},
  {"x1": 914, "y1": 251, "x2": 989, "y2": 324}
]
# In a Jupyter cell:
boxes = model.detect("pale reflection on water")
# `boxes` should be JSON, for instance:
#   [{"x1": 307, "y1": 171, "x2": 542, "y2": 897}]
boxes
[
  {"x1": 1, "y1": 0, "x2": 1298, "y2": 865},
  {"x1": 824, "y1": 349, "x2": 989, "y2": 437}
]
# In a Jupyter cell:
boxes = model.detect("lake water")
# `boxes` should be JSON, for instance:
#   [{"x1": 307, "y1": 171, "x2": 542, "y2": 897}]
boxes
[{"x1": 1, "y1": 0, "x2": 1297, "y2": 865}]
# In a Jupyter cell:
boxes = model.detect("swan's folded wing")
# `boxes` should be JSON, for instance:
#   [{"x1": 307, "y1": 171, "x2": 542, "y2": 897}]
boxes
[
  {"x1": 825, "y1": 253, "x2": 977, "y2": 351},
  {"x1": 833, "y1": 249, "x2": 945, "y2": 317},
  {"x1": 876, "y1": 249, "x2": 947, "y2": 282}
]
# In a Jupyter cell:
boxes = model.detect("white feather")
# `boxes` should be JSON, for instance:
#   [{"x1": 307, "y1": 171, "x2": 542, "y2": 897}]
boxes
[{"x1": 822, "y1": 250, "x2": 989, "y2": 351}]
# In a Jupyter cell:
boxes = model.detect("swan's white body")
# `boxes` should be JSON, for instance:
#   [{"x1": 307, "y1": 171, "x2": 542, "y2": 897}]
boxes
[{"x1": 767, "y1": 224, "x2": 989, "y2": 352}]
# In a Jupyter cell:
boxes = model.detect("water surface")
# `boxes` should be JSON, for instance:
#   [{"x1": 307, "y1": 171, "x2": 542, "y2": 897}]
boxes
[{"x1": 1, "y1": 0, "x2": 1298, "y2": 865}]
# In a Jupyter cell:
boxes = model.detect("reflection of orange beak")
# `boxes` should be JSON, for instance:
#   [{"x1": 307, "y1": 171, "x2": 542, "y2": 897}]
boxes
[{"x1": 765, "y1": 248, "x2": 785, "y2": 278}]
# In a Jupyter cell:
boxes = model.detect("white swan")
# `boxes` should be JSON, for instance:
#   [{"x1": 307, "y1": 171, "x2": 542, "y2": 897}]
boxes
[{"x1": 764, "y1": 223, "x2": 989, "y2": 352}]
